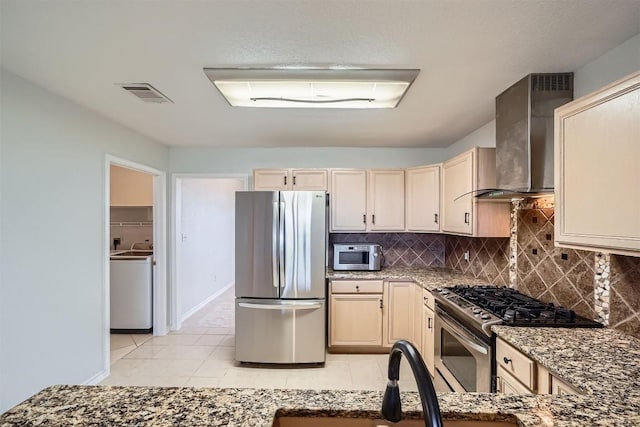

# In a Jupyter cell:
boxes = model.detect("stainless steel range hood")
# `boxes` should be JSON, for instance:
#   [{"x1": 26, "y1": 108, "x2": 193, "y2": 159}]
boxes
[{"x1": 477, "y1": 73, "x2": 574, "y2": 199}]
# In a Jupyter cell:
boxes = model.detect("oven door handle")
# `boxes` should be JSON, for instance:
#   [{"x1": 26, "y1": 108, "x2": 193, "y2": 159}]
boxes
[{"x1": 437, "y1": 308, "x2": 488, "y2": 355}]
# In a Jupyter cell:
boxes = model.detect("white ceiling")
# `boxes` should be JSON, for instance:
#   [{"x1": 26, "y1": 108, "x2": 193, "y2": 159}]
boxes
[{"x1": 1, "y1": 1, "x2": 639, "y2": 148}]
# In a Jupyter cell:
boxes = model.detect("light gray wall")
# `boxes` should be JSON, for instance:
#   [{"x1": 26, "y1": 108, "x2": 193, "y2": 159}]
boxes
[
  {"x1": 177, "y1": 178, "x2": 243, "y2": 320},
  {"x1": 445, "y1": 32, "x2": 640, "y2": 158},
  {"x1": 574, "y1": 32, "x2": 640, "y2": 98},
  {"x1": 0, "y1": 70, "x2": 169, "y2": 411},
  {"x1": 169, "y1": 147, "x2": 450, "y2": 174}
]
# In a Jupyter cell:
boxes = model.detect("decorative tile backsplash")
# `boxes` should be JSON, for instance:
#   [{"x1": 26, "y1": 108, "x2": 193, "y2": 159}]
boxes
[
  {"x1": 329, "y1": 233, "x2": 445, "y2": 268},
  {"x1": 444, "y1": 235, "x2": 510, "y2": 286},
  {"x1": 514, "y1": 205, "x2": 597, "y2": 321},
  {"x1": 443, "y1": 196, "x2": 640, "y2": 339},
  {"x1": 608, "y1": 254, "x2": 640, "y2": 338}
]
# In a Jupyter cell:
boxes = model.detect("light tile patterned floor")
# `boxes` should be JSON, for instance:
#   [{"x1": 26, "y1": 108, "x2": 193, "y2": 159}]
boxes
[{"x1": 103, "y1": 287, "x2": 418, "y2": 391}]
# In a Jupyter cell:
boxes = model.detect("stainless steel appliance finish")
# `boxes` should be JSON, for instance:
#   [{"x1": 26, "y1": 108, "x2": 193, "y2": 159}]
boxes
[
  {"x1": 434, "y1": 306, "x2": 492, "y2": 393},
  {"x1": 235, "y1": 191, "x2": 327, "y2": 364},
  {"x1": 480, "y1": 73, "x2": 573, "y2": 199},
  {"x1": 333, "y1": 243, "x2": 382, "y2": 271},
  {"x1": 432, "y1": 285, "x2": 603, "y2": 393}
]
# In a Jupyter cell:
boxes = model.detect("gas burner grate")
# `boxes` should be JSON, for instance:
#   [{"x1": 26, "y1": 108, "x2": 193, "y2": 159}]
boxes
[{"x1": 449, "y1": 285, "x2": 602, "y2": 328}]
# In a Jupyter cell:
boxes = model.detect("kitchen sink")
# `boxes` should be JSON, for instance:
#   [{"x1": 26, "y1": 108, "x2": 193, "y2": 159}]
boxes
[{"x1": 274, "y1": 416, "x2": 517, "y2": 427}]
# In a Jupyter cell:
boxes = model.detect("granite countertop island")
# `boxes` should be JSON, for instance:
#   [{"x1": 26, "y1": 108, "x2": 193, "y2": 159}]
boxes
[
  {"x1": 3, "y1": 326, "x2": 640, "y2": 426},
  {"x1": 3, "y1": 267, "x2": 640, "y2": 426}
]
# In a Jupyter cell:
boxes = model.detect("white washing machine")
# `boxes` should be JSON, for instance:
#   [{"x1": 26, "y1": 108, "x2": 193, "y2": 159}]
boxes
[{"x1": 110, "y1": 254, "x2": 153, "y2": 333}]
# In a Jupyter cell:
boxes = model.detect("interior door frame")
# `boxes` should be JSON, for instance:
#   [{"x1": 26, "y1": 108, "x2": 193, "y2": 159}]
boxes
[
  {"x1": 103, "y1": 155, "x2": 167, "y2": 375},
  {"x1": 170, "y1": 173, "x2": 249, "y2": 331}
]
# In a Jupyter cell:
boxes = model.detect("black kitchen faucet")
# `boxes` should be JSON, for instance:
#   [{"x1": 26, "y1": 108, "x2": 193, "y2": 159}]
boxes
[{"x1": 381, "y1": 340, "x2": 443, "y2": 427}]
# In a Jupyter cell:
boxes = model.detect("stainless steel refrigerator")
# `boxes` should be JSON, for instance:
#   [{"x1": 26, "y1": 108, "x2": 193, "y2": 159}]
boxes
[{"x1": 235, "y1": 191, "x2": 327, "y2": 364}]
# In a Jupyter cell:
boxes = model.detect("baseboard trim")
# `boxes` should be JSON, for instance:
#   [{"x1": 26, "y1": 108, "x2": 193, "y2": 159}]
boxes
[
  {"x1": 85, "y1": 369, "x2": 109, "y2": 385},
  {"x1": 180, "y1": 282, "x2": 233, "y2": 323}
]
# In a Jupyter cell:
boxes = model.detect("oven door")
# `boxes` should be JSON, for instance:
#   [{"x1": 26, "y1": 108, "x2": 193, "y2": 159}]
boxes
[{"x1": 434, "y1": 306, "x2": 492, "y2": 393}]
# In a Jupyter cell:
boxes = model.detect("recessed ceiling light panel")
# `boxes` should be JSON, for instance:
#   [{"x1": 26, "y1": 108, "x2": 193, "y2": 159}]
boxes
[{"x1": 203, "y1": 68, "x2": 419, "y2": 109}]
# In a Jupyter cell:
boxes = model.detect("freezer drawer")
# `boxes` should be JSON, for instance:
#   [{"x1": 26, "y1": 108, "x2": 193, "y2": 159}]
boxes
[{"x1": 235, "y1": 298, "x2": 326, "y2": 364}]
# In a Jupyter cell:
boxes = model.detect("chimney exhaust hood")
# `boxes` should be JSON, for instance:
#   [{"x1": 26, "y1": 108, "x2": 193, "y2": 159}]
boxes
[{"x1": 477, "y1": 73, "x2": 574, "y2": 199}]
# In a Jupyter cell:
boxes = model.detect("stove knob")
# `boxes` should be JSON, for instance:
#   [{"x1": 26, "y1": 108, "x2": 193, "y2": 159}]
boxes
[
  {"x1": 436, "y1": 288, "x2": 443, "y2": 292},
  {"x1": 481, "y1": 313, "x2": 491, "y2": 320},
  {"x1": 472, "y1": 308, "x2": 482, "y2": 314},
  {"x1": 441, "y1": 289, "x2": 450, "y2": 295}
]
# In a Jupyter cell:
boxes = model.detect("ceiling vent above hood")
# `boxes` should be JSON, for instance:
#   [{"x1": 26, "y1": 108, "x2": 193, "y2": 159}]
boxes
[{"x1": 479, "y1": 73, "x2": 573, "y2": 199}]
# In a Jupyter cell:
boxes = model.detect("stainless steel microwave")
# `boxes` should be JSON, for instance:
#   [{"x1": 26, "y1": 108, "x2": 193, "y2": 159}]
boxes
[{"x1": 333, "y1": 244, "x2": 382, "y2": 271}]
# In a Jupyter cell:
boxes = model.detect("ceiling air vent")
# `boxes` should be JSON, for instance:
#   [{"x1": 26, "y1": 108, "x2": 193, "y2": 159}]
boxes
[{"x1": 118, "y1": 83, "x2": 173, "y2": 104}]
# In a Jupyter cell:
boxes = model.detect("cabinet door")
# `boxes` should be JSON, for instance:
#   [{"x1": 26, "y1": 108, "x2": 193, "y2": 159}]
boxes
[
  {"x1": 291, "y1": 169, "x2": 328, "y2": 191},
  {"x1": 110, "y1": 165, "x2": 153, "y2": 206},
  {"x1": 555, "y1": 72, "x2": 640, "y2": 255},
  {"x1": 421, "y1": 304, "x2": 435, "y2": 376},
  {"x1": 551, "y1": 375, "x2": 580, "y2": 395},
  {"x1": 330, "y1": 169, "x2": 367, "y2": 232},
  {"x1": 442, "y1": 150, "x2": 473, "y2": 235},
  {"x1": 383, "y1": 281, "x2": 415, "y2": 347},
  {"x1": 253, "y1": 169, "x2": 291, "y2": 190},
  {"x1": 329, "y1": 294, "x2": 383, "y2": 347},
  {"x1": 496, "y1": 366, "x2": 532, "y2": 394},
  {"x1": 367, "y1": 169, "x2": 405, "y2": 231},
  {"x1": 406, "y1": 165, "x2": 440, "y2": 232}
]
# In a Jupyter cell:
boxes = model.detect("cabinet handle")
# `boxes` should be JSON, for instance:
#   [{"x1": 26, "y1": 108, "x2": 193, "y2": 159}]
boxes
[
  {"x1": 503, "y1": 357, "x2": 512, "y2": 364},
  {"x1": 428, "y1": 318, "x2": 432, "y2": 329},
  {"x1": 434, "y1": 213, "x2": 438, "y2": 224},
  {"x1": 379, "y1": 299, "x2": 383, "y2": 309},
  {"x1": 284, "y1": 176, "x2": 287, "y2": 186},
  {"x1": 372, "y1": 214, "x2": 376, "y2": 224},
  {"x1": 355, "y1": 285, "x2": 360, "y2": 292},
  {"x1": 464, "y1": 212, "x2": 470, "y2": 224},
  {"x1": 293, "y1": 176, "x2": 296, "y2": 186},
  {"x1": 363, "y1": 214, "x2": 366, "y2": 224}
]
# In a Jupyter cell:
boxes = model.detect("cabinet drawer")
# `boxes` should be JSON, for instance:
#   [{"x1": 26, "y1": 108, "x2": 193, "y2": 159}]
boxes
[
  {"x1": 331, "y1": 280, "x2": 383, "y2": 294},
  {"x1": 496, "y1": 338, "x2": 535, "y2": 390},
  {"x1": 422, "y1": 288, "x2": 435, "y2": 310}
]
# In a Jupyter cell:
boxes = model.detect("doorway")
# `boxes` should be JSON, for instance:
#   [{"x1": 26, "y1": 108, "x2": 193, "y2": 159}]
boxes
[
  {"x1": 171, "y1": 175, "x2": 248, "y2": 331},
  {"x1": 103, "y1": 155, "x2": 167, "y2": 375}
]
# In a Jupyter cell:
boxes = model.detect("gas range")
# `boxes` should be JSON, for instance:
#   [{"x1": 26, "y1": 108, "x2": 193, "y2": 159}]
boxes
[{"x1": 433, "y1": 285, "x2": 603, "y2": 337}]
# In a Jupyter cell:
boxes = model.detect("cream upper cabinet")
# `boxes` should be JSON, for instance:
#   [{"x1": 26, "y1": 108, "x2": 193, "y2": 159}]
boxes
[
  {"x1": 110, "y1": 165, "x2": 153, "y2": 206},
  {"x1": 330, "y1": 169, "x2": 367, "y2": 232},
  {"x1": 253, "y1": 169, "x2": 290, "y2": 190},
  {"x1": 442, "y1": 147, "x2": 510, "y2": 237},
  {"x1": 330, "y1": 169, "x2": 405, "y2": 232},
  {"x1": 367, "y1": 169, "x2": 405, "y2": 231},
  {"x1": 406, "y1": 165, "x2": 440, "y2": 232},
  {"x1": 253, "y1": 168, "x2": 328, "y2": 191},
  {"x1": 291, "y1": 169, "x2": 328, "y2": 190},
  {"x1": 329, "y1": 280, "x2": 383, "y2": 348},
  {"x1": 382, "y1": 281, "x2": 415, "y2": 348},
  {"x1": 555, "y1": 71, "x2": 640, "y2": 256}
]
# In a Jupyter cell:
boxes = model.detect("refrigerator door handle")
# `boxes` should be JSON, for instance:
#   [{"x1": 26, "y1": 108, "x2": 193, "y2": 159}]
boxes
[
  {"x1": 272, "y1": 197, "x2": 279, "y2": 288},
  {"x1": 238, "y1": 302, "x2": 322, "y2": 310},
  {"x1": 279, "y1": 199, "x2": 286, "y2": 289}
]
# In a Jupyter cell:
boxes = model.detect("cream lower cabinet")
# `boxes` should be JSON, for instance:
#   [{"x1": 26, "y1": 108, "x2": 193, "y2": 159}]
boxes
[
  {"x1": 496, "y1": 337, "x2": 580, "y2": 395},
  {"x1": 554, "y1": 71, "x2": 640, "y2": 256},
  {"x1": 421, "y1": 289, "x2": 435, "y2": 376},
  {"x1": 329, "y1": 280, "x2": 383, "y2": 348},
  {"x1": 383, "y1": 281, "x2": 416, "y2": 348},
  {"x1": 442, "y1": 147, "x2": 510, "y2": 237}
]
